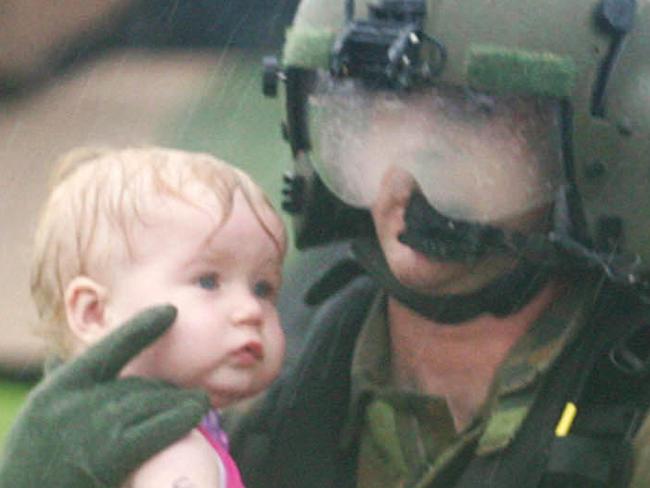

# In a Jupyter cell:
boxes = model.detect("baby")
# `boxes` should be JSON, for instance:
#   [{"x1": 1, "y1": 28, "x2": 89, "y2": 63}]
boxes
[{"x1": 30, "y1": 146, "x2": 287, "y2": 487}]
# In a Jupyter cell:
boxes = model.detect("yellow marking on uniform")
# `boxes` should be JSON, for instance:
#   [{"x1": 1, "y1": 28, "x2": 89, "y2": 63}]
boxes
[{"x1": 555, "y1": 402, "x2": 577, "y2": 437}]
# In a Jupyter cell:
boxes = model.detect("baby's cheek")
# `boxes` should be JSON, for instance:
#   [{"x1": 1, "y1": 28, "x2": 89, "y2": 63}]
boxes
[
  {"x1": 119, "y1": 343, "x2": 168, "y2": 379},
  {"x1": 265, "y1": 332, "x2": 286, "y2": 383}
]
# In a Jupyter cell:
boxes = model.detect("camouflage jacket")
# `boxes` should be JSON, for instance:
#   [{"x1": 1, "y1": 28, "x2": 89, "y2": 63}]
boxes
[{"x1": 228, "y1": 275, "x2": 650, "y2": 487}]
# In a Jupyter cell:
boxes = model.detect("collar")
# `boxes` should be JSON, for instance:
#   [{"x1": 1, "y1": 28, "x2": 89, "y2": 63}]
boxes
[
  {"x1": 476, "y1": 276, "x2": 602, "y2": 454},
  {"x1": 340, "y1": 291, "x2": 391, "y2": 449}
]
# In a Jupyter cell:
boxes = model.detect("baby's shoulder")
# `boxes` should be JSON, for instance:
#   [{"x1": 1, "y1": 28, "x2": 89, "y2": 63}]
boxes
[{"x1": 126, "y1": 428, "x2": 223, "y2": 487}]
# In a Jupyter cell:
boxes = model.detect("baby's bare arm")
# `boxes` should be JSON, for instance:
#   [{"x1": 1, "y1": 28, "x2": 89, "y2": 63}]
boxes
[{"x1": 126, "y1": 429, "x2": 223, "y2": 488}]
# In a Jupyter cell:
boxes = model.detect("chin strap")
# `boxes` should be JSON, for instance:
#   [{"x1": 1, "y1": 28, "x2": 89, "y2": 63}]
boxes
[
  {"x1": 398, "y1": 191, "x2": 514, "y2": 263},
  {"x1": 351, "y1": 236, "x2": 550, "y2": 324},
  {"x1": 303, "y1": 189, "x2": 604, "y2": 323}
]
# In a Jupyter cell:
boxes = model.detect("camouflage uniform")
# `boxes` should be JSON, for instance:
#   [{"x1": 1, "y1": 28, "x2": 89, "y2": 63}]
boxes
[{"x1": 229, "y1": 275, "x2": 650, "y2": 487}]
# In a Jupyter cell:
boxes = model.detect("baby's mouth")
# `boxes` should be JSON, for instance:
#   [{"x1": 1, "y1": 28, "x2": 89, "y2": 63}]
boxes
[
  {"x1": 231, "y1": 341, "x2": 264, "y2": 366},
  {"x1": 242, "y1": 341, "x2": 263, "y2": 359}
]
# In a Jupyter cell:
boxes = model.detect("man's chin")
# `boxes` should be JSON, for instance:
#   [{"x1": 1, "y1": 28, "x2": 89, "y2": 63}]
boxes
[{"x1": 387, "y1": 244, "x2": 466, "y2": 293}]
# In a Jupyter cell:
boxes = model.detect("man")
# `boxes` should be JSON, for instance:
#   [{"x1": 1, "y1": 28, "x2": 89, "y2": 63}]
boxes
[
  {"x1": 2, "y1": 0, "x2": 650, "y2": 487},
  {"x1": 227, "y1": 1, "x2": 650, "y2": 487}
]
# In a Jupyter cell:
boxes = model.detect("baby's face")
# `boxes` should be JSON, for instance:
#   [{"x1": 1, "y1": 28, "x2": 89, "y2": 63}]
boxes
[{"x1": 107, "y1": 189, "x2": 285, "y2": 408}]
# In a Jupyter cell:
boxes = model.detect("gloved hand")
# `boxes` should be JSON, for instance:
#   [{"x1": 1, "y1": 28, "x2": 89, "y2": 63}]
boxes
[{"x1": 0, "y1": 305, "x2": 210, "y2": 488}]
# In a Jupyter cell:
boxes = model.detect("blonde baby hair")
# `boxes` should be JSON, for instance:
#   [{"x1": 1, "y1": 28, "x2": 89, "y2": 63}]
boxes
[{"x1": 31, "y1": 146, "x2": 285, "y2": 358}]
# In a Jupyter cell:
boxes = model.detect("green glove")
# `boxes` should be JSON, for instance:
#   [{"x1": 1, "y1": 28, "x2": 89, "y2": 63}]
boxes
[{"x1": 0, "y1": 305, "x2": 210, "y2": 488}]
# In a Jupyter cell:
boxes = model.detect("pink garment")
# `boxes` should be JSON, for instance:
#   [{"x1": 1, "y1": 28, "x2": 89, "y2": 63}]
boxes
[{"x1": 197, "y1": 410, "x2": 246, "y2": 488}]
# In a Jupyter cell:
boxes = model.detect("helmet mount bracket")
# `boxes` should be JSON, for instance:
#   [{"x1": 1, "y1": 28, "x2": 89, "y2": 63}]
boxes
[{"x1": 332, "y1": 0, "x2": 447, "y2": 89}]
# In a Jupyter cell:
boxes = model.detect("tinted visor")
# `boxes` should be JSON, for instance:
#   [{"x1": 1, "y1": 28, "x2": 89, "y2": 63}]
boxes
[{"x1": 308, "y1": 72, "x2": 564, "y2": 225}]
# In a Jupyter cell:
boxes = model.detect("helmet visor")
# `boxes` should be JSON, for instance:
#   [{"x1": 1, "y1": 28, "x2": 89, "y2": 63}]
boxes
[{"x1": 308, "y1": 73, "x2": 564, "y2": 225}]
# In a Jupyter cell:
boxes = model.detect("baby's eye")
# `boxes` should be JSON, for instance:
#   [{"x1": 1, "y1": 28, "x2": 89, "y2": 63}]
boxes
[
  {"x1": 198, "y1": 273, "x2": 219, "y2": 290},
  {"x1": 253, "y1": 280, "x2": 276, "y2": 300}
]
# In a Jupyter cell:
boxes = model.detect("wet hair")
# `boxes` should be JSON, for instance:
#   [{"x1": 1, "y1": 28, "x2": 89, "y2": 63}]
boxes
[{"x1": 31, "y1": 146, "x2": 286, "y2": 357}]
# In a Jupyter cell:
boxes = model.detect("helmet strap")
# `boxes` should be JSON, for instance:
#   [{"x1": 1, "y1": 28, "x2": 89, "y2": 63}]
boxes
[
  {"x1": 398, "y1": 190, "x2": 516, "y2": 263},
  {"x1": 351, "y1": 235, "x2": 550, "y2": 324}
]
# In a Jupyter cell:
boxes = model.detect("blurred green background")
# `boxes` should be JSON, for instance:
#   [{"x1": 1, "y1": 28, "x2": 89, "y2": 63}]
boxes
[
  {"x1": 0, "y1": 382, "x2": 32, "y2": 446},
  {"x1": 164, "y1": 51, "x2": 290, "y2": 213}
]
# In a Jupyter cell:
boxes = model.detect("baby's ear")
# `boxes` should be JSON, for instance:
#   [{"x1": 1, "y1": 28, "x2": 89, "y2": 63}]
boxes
[{"x1": 64, "y1": 276, "x2": 111, "y2": 347}]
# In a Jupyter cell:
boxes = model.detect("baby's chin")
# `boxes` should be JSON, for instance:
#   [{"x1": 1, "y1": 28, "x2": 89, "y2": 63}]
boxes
[
  {"x1": 207, "y1": 388, "x2": 255, "y2": 410},
  {"x1": 209, "y1": 389, "x2": 268, "y2": 413},
  {"x1": 205, "y1": 375, "x2": 275, "y2": 409}
]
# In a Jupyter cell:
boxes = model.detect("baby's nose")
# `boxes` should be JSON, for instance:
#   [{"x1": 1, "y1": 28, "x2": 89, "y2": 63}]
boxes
[{"x1": 230, "y1": 292, "x2": 264, "y2": 326}]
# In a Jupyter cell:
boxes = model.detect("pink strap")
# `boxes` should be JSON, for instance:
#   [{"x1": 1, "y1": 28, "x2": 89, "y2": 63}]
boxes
[{"x1": 197, "y1": 424, "x2": 246, "y2": 488}]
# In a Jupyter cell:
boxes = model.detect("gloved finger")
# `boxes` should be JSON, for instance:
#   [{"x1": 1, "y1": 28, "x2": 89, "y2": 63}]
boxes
[
  {"x1": 102, "y1": 384, "x2": 209, "y2": 429},
  {"x1": 52, "y1": 305, "x2": 177, "y2": 389},
  {"x1": 116, "y1": 394, "x2": 211, "y2": 470}
]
